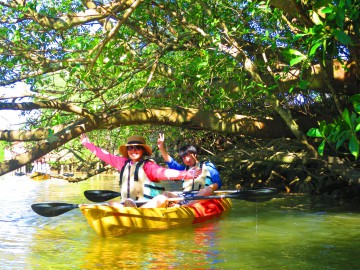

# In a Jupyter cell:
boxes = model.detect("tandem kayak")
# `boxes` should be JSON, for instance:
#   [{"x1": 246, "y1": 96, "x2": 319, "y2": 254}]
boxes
[
  {"x1": 80, "y1": 198, "x2": 232, "y2": 237},
  {"x1": 31, "y1": 189, "x2": 277, "y2": 237}
]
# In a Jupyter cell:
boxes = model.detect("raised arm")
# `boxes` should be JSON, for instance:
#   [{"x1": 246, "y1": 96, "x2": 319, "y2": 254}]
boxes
[
  {"x1": 157, "y1": 133, "x2": 172, "y2": 162},
  {"x1": 80, "y1": 133, "x2": 126, "y2": 170},
  {"x1": 158, "y1": 133, "x2": 186, "y2": 170},
  {"x1": 144, "y1": 161, "x2": 201, "y2": 181}
]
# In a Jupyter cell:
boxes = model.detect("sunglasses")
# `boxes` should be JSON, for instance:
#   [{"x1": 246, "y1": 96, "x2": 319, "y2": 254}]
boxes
[{"x1": 126, "y1": 145, "x2": 143, "y2": 151}]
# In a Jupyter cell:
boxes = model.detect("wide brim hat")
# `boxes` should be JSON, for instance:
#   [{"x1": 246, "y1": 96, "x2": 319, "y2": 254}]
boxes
[{"x1": 119, "y1": 135, "x2": 152, "y2": 158}]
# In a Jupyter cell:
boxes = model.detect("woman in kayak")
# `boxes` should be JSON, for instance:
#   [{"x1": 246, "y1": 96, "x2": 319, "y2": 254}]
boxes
[{"x1": 80, "y1": 134, "x2": 201, "y2": 207}]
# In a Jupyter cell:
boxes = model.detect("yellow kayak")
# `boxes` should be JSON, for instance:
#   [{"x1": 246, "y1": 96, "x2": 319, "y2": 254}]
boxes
[
  {"x1": 30, "y1": 172, "x2": 51, "y2": 180},
  {"x1": 80, "y1": 198, "x2": 232, "y2": 237}
]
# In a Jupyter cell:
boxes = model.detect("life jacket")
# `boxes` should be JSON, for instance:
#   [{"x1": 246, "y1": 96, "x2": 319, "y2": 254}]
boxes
[
  {"x1": 119, "y1": 159, "x2": 165, "y2": 201},
  {"x1": 182, "y1": 161, "x2": 213, "y2": 191}
]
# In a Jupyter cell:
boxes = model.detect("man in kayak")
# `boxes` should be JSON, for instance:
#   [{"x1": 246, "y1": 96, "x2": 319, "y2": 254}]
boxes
[
  {"x1": 80, "y1": 134, "x2": 201, "y2": 208},
  {"x1": 154, "y1": 133, "x2": 222, "y2": 205}
]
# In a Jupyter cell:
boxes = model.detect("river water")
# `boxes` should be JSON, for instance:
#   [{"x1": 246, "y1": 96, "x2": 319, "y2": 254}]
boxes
[{"x1": 0, "y1": 174, "x2": 359, "y2": 270}]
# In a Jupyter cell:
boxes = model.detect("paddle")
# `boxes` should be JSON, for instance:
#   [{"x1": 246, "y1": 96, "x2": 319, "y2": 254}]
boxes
[
  {"x1": 84, "y1": 188, "x2": 277, "y2": 203},
  {"x1": 32, "y1": 188, "x2": 277, "y2": 217},
  {"x1": 84, "y1": 190, "x2": 122, "y2": 202},
  {"x1": 31, "y1": 203, "x2": 80, "y2": 217}
]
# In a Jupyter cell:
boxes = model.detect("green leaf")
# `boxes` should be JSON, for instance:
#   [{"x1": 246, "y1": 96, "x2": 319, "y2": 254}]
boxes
[
  {"x1": 321, "y1": 7, "x2": 333, "y2": 14},
  {"x1": 349, "y1": 94, "x2": 360, "y2": 103},
  {"x1": 335, "y1": 9, "x2": 345, "y2": 29},
  {"x1": 47, "y1": 129, "x2": 54, "y2": 137},
  {"x1": 292, "y1": 33, "x2": 308, "y2": 42},
  {"x1": 318, "y1": 120, "x2": 330, "y2": 134},
  {"x1": 309, "y1": 42, "x2": 322, "y2": 57},
  {"x1": 290, "y1": 56, "x2": 306, "y2": 66},
  {"x1": 354, "y1": 104, "x2": 360, "y2": 114},
  {"x1": 341, "y1": 109, "x2": 352, "y2": 128},
  {"x1": 333, "y1": 29, "x2": 352, "y2": 45},
  {"x1": 283, "y1": 48, "x2": 306, "y2": 57},
  {"x1": 312, "y1": 11, "x2": 323, "y2": 25},
  {"x1": 328, "y1": 127, "x2": 341, "y2": 142},
  {"x1": 355, "y1": 123, "x2": 360, "y2": 133},
  {"x1": 307, "y1": 128, "x2": 323, "y2": 138},
  {"x1": 318, "y1": 140, "x2": 325, "y2": 156},
  {"x1": 299, "y1": 80, "x2": 309, "y2": 90},
  {"x1": 349, "y1": 134, "x2": 359, "y2": 159},
  {"x1": 335, "y1": 131, "x2": 349, "y2": 149},
  {"x1": 322, "y1": 39, "x2": 327, "y2": 66}
]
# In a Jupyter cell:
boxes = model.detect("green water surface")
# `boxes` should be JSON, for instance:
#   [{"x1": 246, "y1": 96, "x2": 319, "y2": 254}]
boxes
[{"x1": 0, "y1": 174, "x2": 359, "y2": 270}]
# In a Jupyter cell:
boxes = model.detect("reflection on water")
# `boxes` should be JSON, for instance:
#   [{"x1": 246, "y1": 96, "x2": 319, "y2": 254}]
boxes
[
  {"x1": 79, "y1": 222, "x2": 223, "y2": 269},
  {"x1": 0, "y1": 174, "x2": 359, "y2": 270}
]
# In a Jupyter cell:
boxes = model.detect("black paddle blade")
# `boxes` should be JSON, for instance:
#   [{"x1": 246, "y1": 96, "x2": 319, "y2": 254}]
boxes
[
  {"x1": 234, "y1": 187, "x2": 278, "y2": 202},
  {"x1": 31, "y1": 203, "x2": 79, "y2": 217},
  {"x1": 180, "y1": 188, "x2": 278, "y2": 202},
  {"x1": 84, "y1": 190, "x2": 121, "y2": 202}
]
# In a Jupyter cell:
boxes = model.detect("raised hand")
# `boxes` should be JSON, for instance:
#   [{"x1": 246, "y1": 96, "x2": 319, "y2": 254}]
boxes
[
  {"x1": 157, "y1": 133, "x2": 165, "y2": 150},
  {"x1": 80, "y1": 133, "x2": 90, "y2": 144}
]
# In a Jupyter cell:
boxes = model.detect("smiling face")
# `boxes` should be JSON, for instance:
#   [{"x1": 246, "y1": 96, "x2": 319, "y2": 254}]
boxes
[
  {"x1": 126, "y1": 145, "x2": 145, "y2": 162},
  {"x1": 179, "y1": 145, "x2": 198, "y2": 167},
  {"x1": 181, "y1": 153, "x2": 197, "y2": 167}
]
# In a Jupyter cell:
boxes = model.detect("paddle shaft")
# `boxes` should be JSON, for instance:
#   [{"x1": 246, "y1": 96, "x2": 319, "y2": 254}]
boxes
[
  {"x1": 167, "y1": 192, "x2": 274, "y2": 203},
  {"x1": 33, "y1": 188, "x2": 277, "y2": 217},
  {"x1": 84, "y1": 189, "x2": 249, "y2": 202},
  {"x1": 84, "y1": 188, "x2": 277, "y2": 203}
]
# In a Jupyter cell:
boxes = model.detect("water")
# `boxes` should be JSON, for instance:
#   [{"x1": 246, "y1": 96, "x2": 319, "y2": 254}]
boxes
[{"x1": 0, "y1": 174, "x2": 359, "y2": 269}]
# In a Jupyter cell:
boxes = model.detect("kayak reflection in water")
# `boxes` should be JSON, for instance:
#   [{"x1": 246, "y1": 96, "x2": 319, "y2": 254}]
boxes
[{"x1": 80, "y1": 133, "x2": 201, "y2": 208}]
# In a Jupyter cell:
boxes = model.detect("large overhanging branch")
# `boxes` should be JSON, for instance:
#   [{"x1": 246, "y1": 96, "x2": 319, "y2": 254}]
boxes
[
  {"x1": 1, "y1": 105, "x2": 319, "y2": 142},
  {"x1": 0, "y1": 99, "x2": 97, "y2": 120},
  {"x1": 100, "y1": 107, "x2": 302, "y2": 138},
  {"x1": 0, "y1": 106, "x2": 321, "y2": 175},
  {"x1": 0, "y1": 128, "x2": 52, "y2": 142},
  {"x1": 0, "y1": 118, "x2": 94, "y2": 176}
]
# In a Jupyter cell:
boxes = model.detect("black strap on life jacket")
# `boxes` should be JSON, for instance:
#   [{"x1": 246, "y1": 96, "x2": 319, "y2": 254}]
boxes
[
  {"x1": 119, "y1": 159, "x2": 165, "y2": 199},
  {"x1": 119, "y1": 159, "x2": 147, "y2": 186},
  {"x1": 144, "y1": 183, "x2": 166, "y2": 191},
  {"x1": 126, "y1": 165, "x2": 130, "y2": 198},
  {"x1": 183, "y1": 161, "x2": 211, "y2": 191},
  {"x1": 119, "y1": 159, "x2": 167, "y2": 186},
  {"x1": 119, "y1": 159, "x2": 131, "y2": 186}
]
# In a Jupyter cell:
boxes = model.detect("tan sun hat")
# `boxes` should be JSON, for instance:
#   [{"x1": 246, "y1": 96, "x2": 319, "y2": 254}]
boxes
[{"x1": 119, "y1": 135, "x2": 152, "y2": 158}]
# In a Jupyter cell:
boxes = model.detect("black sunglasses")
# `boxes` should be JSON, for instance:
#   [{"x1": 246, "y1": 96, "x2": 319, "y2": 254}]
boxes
[{"x1": 126, "y1": 145, "x2": 143, "y2": 151}]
